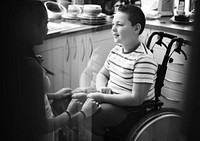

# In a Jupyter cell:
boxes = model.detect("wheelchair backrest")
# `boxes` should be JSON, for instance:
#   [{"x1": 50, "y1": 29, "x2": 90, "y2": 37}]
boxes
[{"x1": 146, "y1": 32, "x2": 192, "y2": 102}]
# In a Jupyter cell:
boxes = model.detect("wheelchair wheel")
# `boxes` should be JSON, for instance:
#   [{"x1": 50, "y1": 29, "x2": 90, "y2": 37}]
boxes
[{"x1": 125, "y1": 108, "x2": 183, "y2": 141}]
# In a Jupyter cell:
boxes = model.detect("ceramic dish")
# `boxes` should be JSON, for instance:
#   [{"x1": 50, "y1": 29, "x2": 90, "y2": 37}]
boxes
[
  {"x1": 80, "y1": 18, "x2": 106, "y2": 25},
  {"x1": 62, "y1": 13, "x2": 80, "y2": 20},
  {"x1": 145, "y1": 13, "x2": 161, "y2": 20},
  {"x1": 78, "y1": 13, "x2": 106, "y2": 20},
  {"x1": 44, "y1": 1, "x2": 66, "y2": 20},
  {"x1": 83, "y1": 4, "x2": 102, "y2": 16}
]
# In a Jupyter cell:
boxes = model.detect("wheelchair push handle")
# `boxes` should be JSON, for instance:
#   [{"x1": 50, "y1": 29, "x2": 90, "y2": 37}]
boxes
[
  {"x1": 167, "y1": 37, "x2": 191, "y2": 61},
  {"x1": 146, "y1": 32, "x2": 177, "y2": 49}
]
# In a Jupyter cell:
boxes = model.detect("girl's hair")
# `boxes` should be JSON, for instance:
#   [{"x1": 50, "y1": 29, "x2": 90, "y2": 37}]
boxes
[
  {"x1": 118, "y1": 4, "x2": 145, "y2": 35},
  {"x1": 17, "y1": 1, "x2": 47, "y2": 27},
  {"x1": 14, "y1": 1, "x2": 48, "y2": 45}
]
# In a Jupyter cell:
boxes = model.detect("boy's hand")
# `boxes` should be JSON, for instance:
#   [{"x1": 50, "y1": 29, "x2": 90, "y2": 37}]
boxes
[{"x1": 87, "y1": 93, "x2": 104, "y2": 103}]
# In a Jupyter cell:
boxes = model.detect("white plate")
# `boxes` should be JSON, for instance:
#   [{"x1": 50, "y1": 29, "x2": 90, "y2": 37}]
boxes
[
  {"x1": 146, "y1": 13, "x2": 161, "y2": 20},
  {"x1": 78, "y1": 13, "x2": 106, "y2": 20},
  {"x1": 80, "y1": 19, "x2": 106, "y2": 25},
  {"x1": 62, "y1": 13, "x2": 80, "y2": 20}
]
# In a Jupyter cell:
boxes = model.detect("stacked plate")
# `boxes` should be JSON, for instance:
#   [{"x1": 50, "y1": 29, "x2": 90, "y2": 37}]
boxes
[
  {"x1": 62, "y1": 13, "x2": 80, "y2": 23},
  {"x1": 78, "y1": 13, "x2": 106, "y2": 25},
  {"x1": 62, "y1": 4, "x2": 82, "y2": 23}
]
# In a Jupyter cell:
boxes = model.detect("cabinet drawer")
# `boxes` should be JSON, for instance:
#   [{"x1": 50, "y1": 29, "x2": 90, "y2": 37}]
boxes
[
  {"x1": 159, "y1": 95, "x2": 183, "y2": 110},
  {"x1": 161, "y1": 86, "x2": 184, "y2": 102},
  {"x1": 164, "y1": 70, "x2": 188, "y2": 93},
  {"x1": 160, "y1": 87, "x2": 184, "y2": 109},
  {"x1": 160, "y1": 87, "x2": 184, "y2": 110},
  {"x1": 167, "y1": 58, "x2": 190, "y2": 74}
]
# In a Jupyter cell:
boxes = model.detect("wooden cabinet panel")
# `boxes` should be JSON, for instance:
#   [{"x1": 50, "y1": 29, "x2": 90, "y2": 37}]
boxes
[{"x1": 52, "y1": 47, "x2": 65, "y2": 91}]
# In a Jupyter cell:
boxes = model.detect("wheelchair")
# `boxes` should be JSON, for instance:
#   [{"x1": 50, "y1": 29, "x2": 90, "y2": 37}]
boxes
[{"x1": 104, "y1": 31, "x2": 192, "y2": 141}]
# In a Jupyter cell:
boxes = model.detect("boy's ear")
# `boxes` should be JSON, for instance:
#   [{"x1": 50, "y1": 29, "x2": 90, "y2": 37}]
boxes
[{"x1": 134, "y1": 23, "x2": 141, "y2": 34}]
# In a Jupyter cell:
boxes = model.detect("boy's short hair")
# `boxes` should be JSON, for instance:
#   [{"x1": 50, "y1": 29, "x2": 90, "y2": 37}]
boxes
[{"x1": 118, "y1": 4, "x2": 146, "y2": 35}]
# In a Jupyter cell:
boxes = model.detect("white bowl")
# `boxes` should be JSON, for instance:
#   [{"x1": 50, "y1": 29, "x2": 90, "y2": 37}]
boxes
[
  {"x1": 44, "y1": 1, "x2": 66, "y2": 20},
  {"x1": 67, "y1": 4, "x2": 82, "y2": 16},
  {"x1": 83, "y1": 4, "x2": 102, "y2": 16}
]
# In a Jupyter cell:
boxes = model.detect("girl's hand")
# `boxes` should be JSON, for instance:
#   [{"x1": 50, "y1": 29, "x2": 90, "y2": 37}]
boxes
[
  {"x1": 36, "y1": 55, "x2": 44, "y2": 64},
  {"x1": 81, "y1": 98, "x2": 101, "y2": 118},
  {"x1": 67, "y1": 98, "x2": 82, "y2": 115},
  {"x1": 87, "y1": 93, "x2": 104, "y2": 103},
  {"x1": 72, "y1": 92, "x2": 88, "y2": 103},
  {"x1": 54, "y1": 88, "x2": 72, "y2": 99}
]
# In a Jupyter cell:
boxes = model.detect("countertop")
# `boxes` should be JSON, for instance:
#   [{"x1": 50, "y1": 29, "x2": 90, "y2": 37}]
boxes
[{"x1": 46, "y1": 16, "x2": 193, "y2": 40}]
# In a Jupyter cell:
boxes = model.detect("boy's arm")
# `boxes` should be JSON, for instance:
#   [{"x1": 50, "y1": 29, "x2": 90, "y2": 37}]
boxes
[
  {"x1": 88, "y1": 83, "x2": 151, "y2": 106},
  {"x1": 96, "y1": 66, "x2": 110, "y2": 90}
]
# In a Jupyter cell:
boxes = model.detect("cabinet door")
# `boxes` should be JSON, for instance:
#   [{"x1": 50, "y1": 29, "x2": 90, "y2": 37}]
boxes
[
  {"x1": 50, "y1": 37, "x2": 66, "y2": 91},
  {"x1": 51, "y1": 47, "x2": 65, "y2": 91},
  {"x1": 64, "y1": 36, "x2": 72, "y2": 88},
  {"x1": 35, "y1": 36, "x2": 66, "y2": 92},
  {"x1": 75, "y1": 34, "x2": 88, "y2": 80}
]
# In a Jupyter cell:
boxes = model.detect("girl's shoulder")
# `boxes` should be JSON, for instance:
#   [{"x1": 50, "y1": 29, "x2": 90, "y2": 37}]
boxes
[{"x1": 23, "y1": 56, "x2": 43, "y2": 73}]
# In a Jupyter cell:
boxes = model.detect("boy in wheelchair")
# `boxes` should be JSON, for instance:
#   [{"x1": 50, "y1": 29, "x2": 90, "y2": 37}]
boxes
[{"x1": 72, "y1": 4, "x2": 158, "y2": 141}]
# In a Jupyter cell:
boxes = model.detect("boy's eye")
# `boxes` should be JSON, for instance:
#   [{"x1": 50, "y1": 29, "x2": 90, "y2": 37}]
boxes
[
  {"x1": 112, "y1": 23, "x2": 123, "y2": 26},
  {"x1": 117, "y1": 23, "x2": 123, "y2": 26}
]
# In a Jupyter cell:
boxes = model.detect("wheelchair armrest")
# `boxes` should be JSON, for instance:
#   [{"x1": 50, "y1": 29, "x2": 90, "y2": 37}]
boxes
[{"x1": 124, "y1": 100, "x2": 164, "y2": 112}]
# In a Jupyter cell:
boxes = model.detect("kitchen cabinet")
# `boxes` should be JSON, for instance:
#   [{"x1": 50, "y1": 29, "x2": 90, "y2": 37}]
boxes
[
  {"x1": 66, "y1": 33, "x2": 89, "y2": 90},
  {"x1": 70, "y1": 29, "x2": 115, "y2": 89},
  {"x1": 35, "y1": 29, "x2": 115, "y2": 91}
]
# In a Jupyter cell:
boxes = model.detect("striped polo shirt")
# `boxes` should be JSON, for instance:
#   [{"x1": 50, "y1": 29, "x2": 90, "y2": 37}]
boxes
[{"x1": 104, "y1": 43, "x2": 158, "y2": 100}]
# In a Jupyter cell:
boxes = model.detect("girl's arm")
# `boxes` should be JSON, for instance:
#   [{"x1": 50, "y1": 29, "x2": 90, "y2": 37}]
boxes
[
  {"x1": 46, "y1": 88, "x2": 72, "y2": 100},
  {"x1": 45, "y1": 98, "x2": 101, "y2": 133}
]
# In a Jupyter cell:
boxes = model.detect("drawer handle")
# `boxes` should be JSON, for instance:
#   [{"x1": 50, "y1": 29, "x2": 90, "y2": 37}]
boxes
[
  {"x1": 73, "y1": 37, "x2": 77, "y2": 60},
  {"x1": 81, "y1": 39, "x2": 85, "y2": 62},
  {"x1": 66, "y1": 38, "x2": 70, "y2": 62},
  {"x1": 89, "y1": 37, "x2": 93, "y2": 58},
  {"x1": 161, "y1": 94, "x2": 180, "y2": 102},
  {"x1": 165, "y1": 78, "x2": 183, "y2": 84}
]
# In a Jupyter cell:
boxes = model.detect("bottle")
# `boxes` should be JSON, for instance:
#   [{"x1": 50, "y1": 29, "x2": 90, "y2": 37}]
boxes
[
  {"x1": 105, "y1": 0, "x2": 114, "y2": 15},
  {"x1": 177, "y1": 0, "x2": 185, "y2": 15}
]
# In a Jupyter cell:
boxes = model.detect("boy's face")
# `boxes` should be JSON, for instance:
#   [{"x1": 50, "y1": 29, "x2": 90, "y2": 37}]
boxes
[{"x1": 111, "y1": 11, "x2": 139, "y2": 49}]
